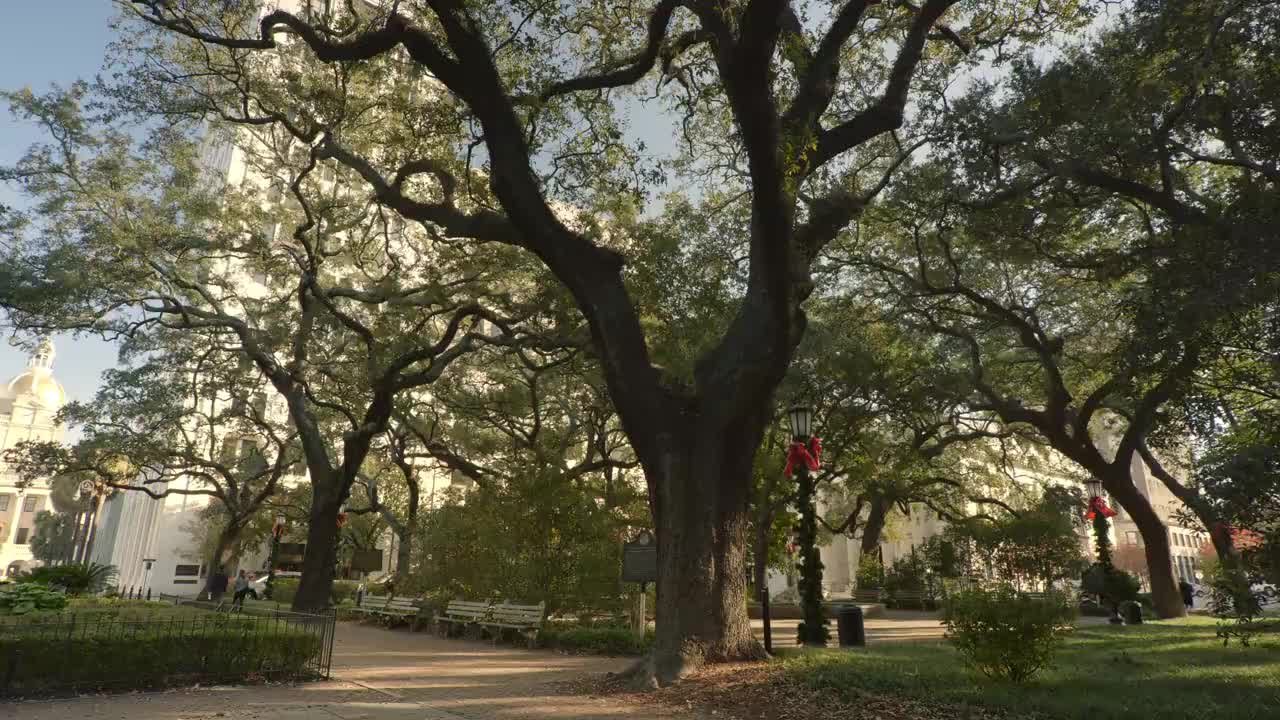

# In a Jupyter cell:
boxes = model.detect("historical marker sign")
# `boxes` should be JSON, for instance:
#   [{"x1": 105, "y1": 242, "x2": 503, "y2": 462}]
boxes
[
  {"x1": 351, "y1": 548, "x2": 384, "y2": 573},
  {"x1": 278, "y1": 542, "x2": 306, "y2": 563},
  {"x1": 621, "y1": 530, "x2": 657, "y2": 584}
]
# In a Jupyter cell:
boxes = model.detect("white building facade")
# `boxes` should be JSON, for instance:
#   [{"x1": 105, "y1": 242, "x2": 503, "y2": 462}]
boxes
[{"x1": 0, "y1": 340, "x2": 66, "y2": 578}]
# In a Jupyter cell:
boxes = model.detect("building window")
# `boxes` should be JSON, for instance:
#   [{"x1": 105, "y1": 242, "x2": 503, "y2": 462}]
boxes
[
  {"x1": 1125, "y1": 531, "x2": 1139, "y2": 545},
  {"x1": 0, "y1": 496, "x2": 9, "y2": 512},
  {"x1": 174, "y1": 564, "x2": 200, "y2": 577},
  {"x1": 220, "y1": 435, "x2": 240, "y2": 464},
  {"x1": 21, "y1": 496, "x2": 38, "y2": 513},
  {"x1": 14, "y1": 528, "x2": 29, "y2": 545}
]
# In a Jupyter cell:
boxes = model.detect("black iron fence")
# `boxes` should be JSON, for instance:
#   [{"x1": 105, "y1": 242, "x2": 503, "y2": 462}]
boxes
[{"x1": 0, "y1": 596, "x2": 335, "y2": 697}]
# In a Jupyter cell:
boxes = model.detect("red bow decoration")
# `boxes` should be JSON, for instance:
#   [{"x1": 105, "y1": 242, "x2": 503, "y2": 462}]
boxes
[
  {"x1": 785, "y1": 437, "x2": 822, "y2": 476},
  {"x1": 336, "y1": 511, "x2": 348, "y2": 529},
  {"x1": 1084, "y1": 495, "x2": 1117, "y2": 520}
]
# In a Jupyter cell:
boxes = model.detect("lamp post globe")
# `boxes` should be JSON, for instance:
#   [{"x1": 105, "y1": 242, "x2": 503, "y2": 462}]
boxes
[
  {"x1": 1084, "y1": 477, "x2": 1104, "y2": 499},
  {"x1": 787, "y1": 404, "x2": 813, "y2": 441}
]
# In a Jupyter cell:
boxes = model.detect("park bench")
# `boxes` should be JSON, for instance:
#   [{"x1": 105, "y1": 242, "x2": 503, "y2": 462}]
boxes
[
  {"x1": 479, "y1": 600, "x2": 546, "y2": 648},
  {"x1": 852, "y1": 588, "x2": 882, "y2": 605},
  {"x1": 890, "y1": 589, "x2": 931, "y2": 610},
  {"x1": 352, "y1": 594, "x2": 427, "y2": 631},
  {"x1": 436, "y1": 598, "x2": 491, "y2": 638}
]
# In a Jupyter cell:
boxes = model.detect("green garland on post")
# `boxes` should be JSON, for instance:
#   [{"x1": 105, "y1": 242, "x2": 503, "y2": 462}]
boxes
[{"x1": 794, "y1": 457, "x2": 829, "y2": 646}]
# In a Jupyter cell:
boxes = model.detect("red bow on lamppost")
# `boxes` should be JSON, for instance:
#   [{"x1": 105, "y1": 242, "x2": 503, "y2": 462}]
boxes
[
  {"x1": 784, "y1": 436, "x2": 822, "y2": 476},
  {"x1": 1084, "y1": 495, "x2": 1117, "y2": 520}
]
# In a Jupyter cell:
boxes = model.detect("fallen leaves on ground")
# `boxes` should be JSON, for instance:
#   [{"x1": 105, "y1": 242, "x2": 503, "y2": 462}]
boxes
[{"x1": 553, "y1": 661, "x2": 1024, "y2": 720}]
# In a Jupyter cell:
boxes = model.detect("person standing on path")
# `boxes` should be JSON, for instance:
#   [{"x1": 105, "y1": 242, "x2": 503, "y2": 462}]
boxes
[
  {"x1": 232, "y1": 569, "x2": 251, "y2": 610},
  {"x1": 210, "y1": 566, "x2": 230, "y2": 602}
]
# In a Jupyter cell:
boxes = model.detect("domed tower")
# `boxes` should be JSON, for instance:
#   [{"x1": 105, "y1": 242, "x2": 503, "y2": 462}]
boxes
[
  {"x1": 0, "y1": 339, "x2": 66, "y2": 575},
  {"x1": 0, "y1": 338, "x2": 68, "y2": 448}
]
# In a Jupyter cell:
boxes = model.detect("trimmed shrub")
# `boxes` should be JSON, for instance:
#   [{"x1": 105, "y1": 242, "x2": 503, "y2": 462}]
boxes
[
  {"x1": 855, "y1": 553, "x2": 884, "y2": 590},
  {"x1": 0, "y1": 584, "x2": 68, "y2": 615},
  {"x1": 1082, "y1": 564, "x2": 1140, "y2": 609},
  {"x1": 0, "y1": 618, "x2": 322, "y2": 694},
  {"x1": 331, "y1": 580, "x2": 359, "y2": 605},
  {"x1": 270, "y1": 578, "x2": 299, "y2": 605},
  {"x1": 537, "y1": 625, "x2": 653, "y2": 655},
  {"x1": 943, "y1": 585, "x2": 1075, "y2": 683}
]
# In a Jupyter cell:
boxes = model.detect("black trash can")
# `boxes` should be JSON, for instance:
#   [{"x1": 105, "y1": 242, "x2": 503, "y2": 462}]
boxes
[
  {"x1": 837, "y1": 604, "x2": 866, "y2": 647},
  {"x1": 1123, "y1": 601, "x2": 1143, "y2": 625}
]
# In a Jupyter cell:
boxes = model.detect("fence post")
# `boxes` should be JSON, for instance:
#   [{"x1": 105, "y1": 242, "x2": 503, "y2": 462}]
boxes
[{"x1": 146, "y1": 588, "x2": 152, "y2": 601}]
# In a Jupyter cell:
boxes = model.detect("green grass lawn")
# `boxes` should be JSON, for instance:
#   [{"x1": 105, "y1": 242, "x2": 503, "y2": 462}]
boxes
[{"x1": 780, "y1": 618, "x2": 1280, "y2": 720}]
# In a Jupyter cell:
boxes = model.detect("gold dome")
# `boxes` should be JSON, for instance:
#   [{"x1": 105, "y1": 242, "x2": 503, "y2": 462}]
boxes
[
  {"x1": 4, "y1": 370, "x2": 66, "y2": 408},
  {"x1": 1, "y1": 338, "x2": 66, "y2": 409}
]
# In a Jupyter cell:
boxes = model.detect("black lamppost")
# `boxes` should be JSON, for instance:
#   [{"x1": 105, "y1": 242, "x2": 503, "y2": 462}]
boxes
[
  {"x1": 789, "y1": 404, "x2": 829, "y2": 647},
  {"x1": 1084, "y1": 478, "x2": 1112, "y2": 567},
  {"x1": 266, "y1": 513, "x2": 286, "y2": 600},
  {"x1": 1083, "y1": 478, "x2": 1124, "y2": 624},
  {"x1": 141, "y1": 558, "x2": 155, "y2": 597}
]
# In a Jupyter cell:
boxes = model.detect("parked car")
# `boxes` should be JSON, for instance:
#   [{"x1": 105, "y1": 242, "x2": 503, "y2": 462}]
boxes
[{"x1": 248, "y1": 570, "x2": 300, "y2": 599}]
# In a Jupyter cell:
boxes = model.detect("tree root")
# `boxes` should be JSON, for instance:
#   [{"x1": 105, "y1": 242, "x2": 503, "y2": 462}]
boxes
[{"x1": 613, "y1": 636, "x2": 768, "y2": 690}]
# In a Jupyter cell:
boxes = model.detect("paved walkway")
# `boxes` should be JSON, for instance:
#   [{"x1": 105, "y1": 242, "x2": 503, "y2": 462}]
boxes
[
  {"x1": 2, "y1": 613, "x2": 950, "y2": 720},
  {"x1": 1, "y1": 623, "x2": 695, "y2": 720}
]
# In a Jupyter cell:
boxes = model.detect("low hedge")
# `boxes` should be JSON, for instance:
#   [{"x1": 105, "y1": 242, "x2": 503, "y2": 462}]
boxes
[
  {"x1": 0, "y1": 613, "x2": 323, "y2": 695},
  {"x1": 269, "y1": 578, "x2": 359, "y2": 607},
  {"x1": 270, "y1": 578, "x2": 300, "y2": 605},
  {"x1": 537, "y1": 625, "x2": 653, "y2": 656},
  {"x1": 331, "y1": 580, "x2": 359, "y2": 605}
]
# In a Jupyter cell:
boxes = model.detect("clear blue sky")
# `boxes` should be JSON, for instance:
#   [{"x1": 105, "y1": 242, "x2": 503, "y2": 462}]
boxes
[{"x1": 0, "y1": 2, "x2": 119, "y2": 410}]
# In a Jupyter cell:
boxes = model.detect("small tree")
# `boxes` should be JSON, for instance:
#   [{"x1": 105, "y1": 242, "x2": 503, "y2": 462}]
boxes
[
  {"x1": 943, "y1": 585, "x2": 1075, "y2": 683},
  {"x1": 1111, "y1": 544, "x2": 1151, "y2": 589},
  {"x1": 27, "y1": 511, "x2": 76, "y2": 566},
  {"x1": 945, "y1": 487, "x2": 1088, "y2": 592}
]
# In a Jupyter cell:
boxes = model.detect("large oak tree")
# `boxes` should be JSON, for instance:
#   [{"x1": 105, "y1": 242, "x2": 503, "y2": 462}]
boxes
[{"x1": 114, "y1": 0, "x2": 1083, "y2": 682}]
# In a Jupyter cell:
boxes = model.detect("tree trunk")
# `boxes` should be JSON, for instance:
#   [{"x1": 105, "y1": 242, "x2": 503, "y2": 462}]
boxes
[
  {"x1": 640, "y1": 429, "x2": 764, "y2": 687},
  {"x1": 293, "y1": 486, "x2": 343, "y2": 612},
  {"x1": 395, "y1": 527, "x2": 413, "y2": 580},
  {"x1": 201, "y1": 519, "x2": 245, "y2": 599},
  {"x1": 397, "y1": 479, "x2": 419, "y2": 579},
  {"x1": 80, "y1": 496, "x2": 103, "y2": 564},
  {"x1": 1141, "y1": 450, "x2": 1252, "y2": 599},
  {"x1": 1104, "y1": 471, "x2": 1186, "y2": 618},
  {"x1": 65, "y1": 511, "x2": 84, "y2": 565},
  {"x1": 859, "y1": 497, "x2": 890, "y2": 559}
]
